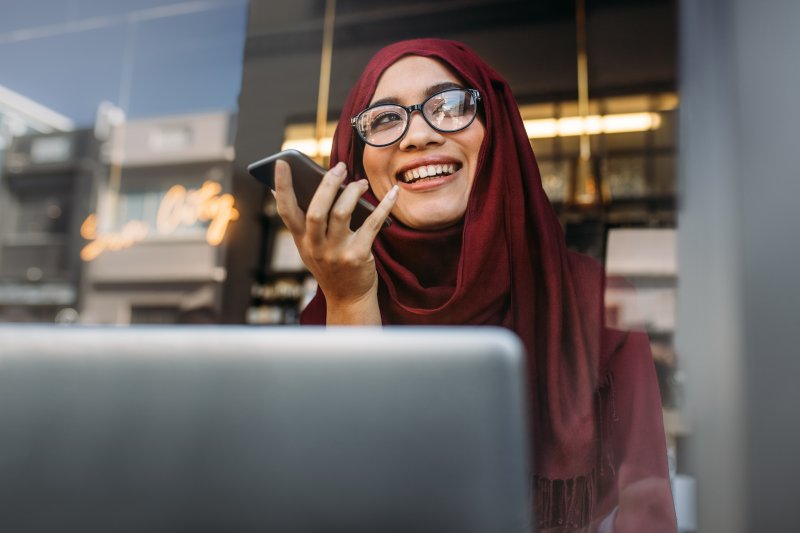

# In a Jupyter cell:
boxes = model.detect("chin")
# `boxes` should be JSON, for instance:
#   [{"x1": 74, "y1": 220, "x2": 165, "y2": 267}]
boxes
[
  {"x1": 398, "y1": 212, "x2": 463, "y2": 230},
  {"x1": 395, "y1": 198, "x2": 468, "y2": 230}
]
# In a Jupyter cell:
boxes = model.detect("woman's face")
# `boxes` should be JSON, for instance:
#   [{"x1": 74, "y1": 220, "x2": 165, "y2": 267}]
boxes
[{"x1": 361, "y1": 56, "x2": 485, "y2": 230}]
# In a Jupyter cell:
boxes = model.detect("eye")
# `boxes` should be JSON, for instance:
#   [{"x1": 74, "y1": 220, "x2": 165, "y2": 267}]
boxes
[{"x1": 369, "y1": 109, "x2": 404, "y2": 131}]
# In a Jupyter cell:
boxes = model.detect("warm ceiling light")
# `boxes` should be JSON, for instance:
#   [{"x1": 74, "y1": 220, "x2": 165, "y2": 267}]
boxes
[
  {"x1": 524, "y1": 112, "x2": 662, "y2": 139},
  {"x1": 281, "y1": 138, "x2": 333, "y2": 158},
  {"x1": 282, "y1": 112, "x2": 662, "y2": 158}
]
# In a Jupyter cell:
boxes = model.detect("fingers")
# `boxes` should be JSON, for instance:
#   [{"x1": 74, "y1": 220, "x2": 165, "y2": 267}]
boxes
[
  {"x1": 276, "y1": 157, "x2": 394, "y2": 253},
  {"x1": 273, "y1": 159, "x2": 306, "y2": 234},
  {"x1": 305, "y1": 161, "x2": 348, "y2": 246},
  {"x1": 327, "y1": 179, "x2": 370, "y2": 236},
  {"x1": 354, "y1": 185, "x2": 398, "y2": 245}
]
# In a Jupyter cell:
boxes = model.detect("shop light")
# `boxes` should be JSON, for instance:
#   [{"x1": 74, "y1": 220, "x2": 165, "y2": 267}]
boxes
[
  {"x1": 281, "y1": 138, "x2": 333, "y2": 159},
  {"x1": 524, "y1": 112, "x2": 662, "y2": 139},
  {"x1": 80, "y1": 181, "x2": 239, "y2": 261},
  {"x1": 281, "y1": 112, "x2": 662, "y2": 158}
]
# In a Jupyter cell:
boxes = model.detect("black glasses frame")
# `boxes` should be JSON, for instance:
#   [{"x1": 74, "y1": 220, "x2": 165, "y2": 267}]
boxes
[{"x1": 350, "y1": 88, "x2": 481, "y2": 147}]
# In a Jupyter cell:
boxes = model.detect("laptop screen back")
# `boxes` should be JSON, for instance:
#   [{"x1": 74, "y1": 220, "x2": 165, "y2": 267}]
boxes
[{"x1": 0, "y1": 326, "x2": 532, "y2": 533}]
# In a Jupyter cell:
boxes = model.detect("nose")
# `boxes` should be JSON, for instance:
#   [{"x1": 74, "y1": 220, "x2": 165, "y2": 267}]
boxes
[{"x1": 398, "y1": 111, "x2": 445, "y2": 151}]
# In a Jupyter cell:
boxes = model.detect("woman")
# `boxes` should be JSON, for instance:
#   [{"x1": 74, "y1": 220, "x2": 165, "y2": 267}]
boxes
[{"x1": 274, "y1": 39, "x2": 675, "y2": 532}]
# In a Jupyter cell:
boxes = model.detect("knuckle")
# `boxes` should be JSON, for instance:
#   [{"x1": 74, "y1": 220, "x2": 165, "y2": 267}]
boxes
[
  {"x1": 321, "y1": 250, "x2": 340, "y2": 265},
  {"x1": 339, "y1": 250, "x2": 362, "y2": 267},
  {"x1": 323, "y1": 171, "x2": 343, "y2": 186},
  {"x1": 331, "y1": 206, "x2": 351, "y2": 221},
  {"x1": 306, "y1": 210, "x2": 326, "y2": 225}
]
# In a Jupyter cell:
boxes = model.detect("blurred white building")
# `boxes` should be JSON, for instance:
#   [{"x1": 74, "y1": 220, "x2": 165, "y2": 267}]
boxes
[
  {"x1": 0, "y1": 91, "x2": 238, "y2": 324},
  {"x1": 0, "y1": 85, "x2": 84, "y2": 323}
]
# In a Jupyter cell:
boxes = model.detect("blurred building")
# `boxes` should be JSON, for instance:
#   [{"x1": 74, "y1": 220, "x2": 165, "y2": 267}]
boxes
[
  {"x1": 0, "y1": 109, "x2": 238, "y2": 325},
  {"x1": 79, "y1": 112, "x2": 237, "y2": 325},
  {"x1": 0, "y1": 84, "x2": 76, "y2": 163},
  {"x1": 0, "y1": 86, "x2": 87, "y2": 323}
]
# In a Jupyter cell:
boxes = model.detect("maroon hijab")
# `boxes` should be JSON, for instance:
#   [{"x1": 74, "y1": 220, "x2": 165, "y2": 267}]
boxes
[{"x1": 302, "y1": 39, "x2": 612, "y2": 526}]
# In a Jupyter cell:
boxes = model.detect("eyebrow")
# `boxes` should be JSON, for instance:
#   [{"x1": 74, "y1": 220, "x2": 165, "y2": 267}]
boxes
[{"x1": 369, "y1": 81, "x2": 464, "y2": 107}]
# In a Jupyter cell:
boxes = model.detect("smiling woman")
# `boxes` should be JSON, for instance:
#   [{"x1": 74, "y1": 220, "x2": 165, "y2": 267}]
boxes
[
  {"x1": 360, "y1": 56, "x2": 484, "y2": 229},
  {"x1": 272, "y1": 39, "x2": 676, "y2": 532}
]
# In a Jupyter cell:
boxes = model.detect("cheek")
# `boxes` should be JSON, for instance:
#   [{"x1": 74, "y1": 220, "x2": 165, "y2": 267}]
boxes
[
  {"x1": 468, "y1": 122, "x2": 486, "y2": 160},
  {"x1": 463, "y1": 126, "x2": 486, "y2": 183},
  {"x1": 361, "y1": 148, "x2": 391, "y2": 192}
]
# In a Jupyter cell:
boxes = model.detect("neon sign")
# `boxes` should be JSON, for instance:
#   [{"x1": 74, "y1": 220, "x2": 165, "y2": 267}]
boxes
[{"x1": 81, "y1": 181, "x2": 239, "y2": 261}]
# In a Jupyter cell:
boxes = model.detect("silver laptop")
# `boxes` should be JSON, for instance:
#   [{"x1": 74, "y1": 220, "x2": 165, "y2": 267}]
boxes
[{"x1": 0, "y1": 326, "x2": 532, "y2": 533}]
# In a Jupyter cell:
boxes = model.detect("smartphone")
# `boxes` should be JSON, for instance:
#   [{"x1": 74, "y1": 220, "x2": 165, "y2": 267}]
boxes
[{"x1": 248, "y1": 149, "x2": 390, "y2": 231}]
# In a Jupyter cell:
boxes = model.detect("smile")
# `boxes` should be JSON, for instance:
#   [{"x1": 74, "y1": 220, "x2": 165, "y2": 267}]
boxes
[{"x1": 399, "y1": 163, "x2": 460, "y2": 184}]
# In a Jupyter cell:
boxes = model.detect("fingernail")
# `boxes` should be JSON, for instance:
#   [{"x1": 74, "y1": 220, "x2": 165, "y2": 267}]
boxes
[
  {"x1": 387, "y1": 185, "x2": 399, "y2": 200},
  {"x1": 331, "y1": 161, "x2": 346, "y2": 177}
]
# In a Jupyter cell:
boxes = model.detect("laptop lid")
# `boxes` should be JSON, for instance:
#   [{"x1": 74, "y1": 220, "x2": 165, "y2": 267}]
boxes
[{"x1": 0, "y1": 326, "x2": 532, "y2": 533}]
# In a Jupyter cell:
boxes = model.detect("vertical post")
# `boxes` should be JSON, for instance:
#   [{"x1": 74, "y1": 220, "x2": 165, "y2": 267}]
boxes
[
  {"x1": 315, "y1": 0, "x2": 336, "y2": 163},
  {"x1": 573, "y1": 0, "x2": 596, "y2": 205},
  {"x1": 576, "y1": 0, "x2": 590, "y2": 162},
  {"x1": 98, "y1": 18, "x2": 136, "y2": 234}
]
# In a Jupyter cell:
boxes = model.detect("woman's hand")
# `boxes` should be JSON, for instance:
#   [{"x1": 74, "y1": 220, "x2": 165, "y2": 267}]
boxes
[{"x1": 273, "y1": 159, "x2": 397, "y2": 325}]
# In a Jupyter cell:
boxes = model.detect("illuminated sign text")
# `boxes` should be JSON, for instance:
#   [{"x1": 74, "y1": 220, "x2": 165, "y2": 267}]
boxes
[{"x1": 81, "y1": 181, "x2": 239, "y2": 261}]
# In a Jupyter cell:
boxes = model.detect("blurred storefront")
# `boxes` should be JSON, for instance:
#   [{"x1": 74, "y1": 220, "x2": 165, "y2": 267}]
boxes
[
  {"x1": 0, "y1": 128, "x2": 95, "y2": 323},
  {"x1": 0, "y1": 100, "x2": 239, "y2": 325},
  {"x1": 79, "y1": 112, "x2": 238, "y2": 324},
  {"x1": 0, "y1": 86, "x2": 82, "y2": 323}
]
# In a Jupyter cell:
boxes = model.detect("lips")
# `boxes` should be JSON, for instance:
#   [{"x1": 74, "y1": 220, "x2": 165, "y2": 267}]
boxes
[{"x1": 396, "y1": 157, "x2": 462, "y2": 184}]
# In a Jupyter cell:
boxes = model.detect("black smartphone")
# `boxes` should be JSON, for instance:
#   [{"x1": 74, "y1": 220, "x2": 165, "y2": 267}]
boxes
[{"x1": 248, "y1": 149, "x2": 390, "y2": 231}]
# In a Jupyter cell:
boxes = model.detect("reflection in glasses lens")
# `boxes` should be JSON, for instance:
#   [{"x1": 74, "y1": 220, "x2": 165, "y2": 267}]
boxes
[{"x1": 352, "y1": 88, "x2": 480, "y2": 147}]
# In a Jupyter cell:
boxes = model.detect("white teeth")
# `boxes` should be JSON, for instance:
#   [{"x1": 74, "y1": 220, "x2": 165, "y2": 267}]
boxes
[{"x1": 401, "y1": 163, "x2": 458, "y2": 183}]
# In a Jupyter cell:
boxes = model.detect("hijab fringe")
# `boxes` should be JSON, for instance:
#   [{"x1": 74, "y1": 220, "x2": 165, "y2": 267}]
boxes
[
  {"x1": 535, "y1": 370, "x2": 617, "y2": 531},
  {"x1": 534, "y1": 472, "x2": 595, "y2": 531}
]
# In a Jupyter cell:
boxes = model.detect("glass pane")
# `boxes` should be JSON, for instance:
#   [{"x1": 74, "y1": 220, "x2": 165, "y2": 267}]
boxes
[
  {"x1": 130, "y1": 306, "x2": 180, "y2": 325},
  {"x1": 653, "y1": 111, "x2": 676, "y2": 149},
  {"x1": 652, "y1": 154, "x2": 676, "y2": 196},
  {"x1": 603, "y1": 156, "x2": 648, "y2": 199},
  {"x1": 15, "y1": 196, "x2": 71, "y2": 235},
  {"x1": 531, "y1": 137, "x2": 554, "y2": 157},
  {"x1": 538, "y1": 159, "x2": 571, "y2": 202},
  {"x1": 604, "y1": 130, "x2": 647, "y2": 151}
]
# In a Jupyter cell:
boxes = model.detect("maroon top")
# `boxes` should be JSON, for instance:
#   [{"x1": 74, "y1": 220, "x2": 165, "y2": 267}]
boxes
[{"x1": 301, "y1": 39, "x2": 673, "y2": 531}]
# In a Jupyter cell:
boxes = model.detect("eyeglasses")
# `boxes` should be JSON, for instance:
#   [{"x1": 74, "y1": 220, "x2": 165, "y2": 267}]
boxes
[{"x1": 351, "y1": 88, "x2": 481, "y2": 147}]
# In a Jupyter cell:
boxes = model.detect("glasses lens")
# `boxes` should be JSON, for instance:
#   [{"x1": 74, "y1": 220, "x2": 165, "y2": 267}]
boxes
[
  {"x1": 423, "y1": 89, "x2": 477, "y2": 131},
  {"x1": 357, "y1": 105, "x2": 407, "y2": 146},
  {"x1": 354, "y1": 89, "x2": 479, "y2": 146}
]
